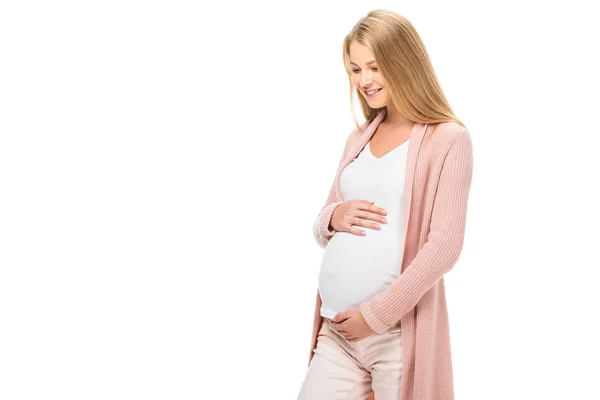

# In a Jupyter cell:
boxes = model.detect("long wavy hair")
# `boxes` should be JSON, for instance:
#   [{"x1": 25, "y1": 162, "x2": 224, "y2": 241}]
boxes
[{"x1": 342, "y1": 10, "x2": 465, "y2": 129}]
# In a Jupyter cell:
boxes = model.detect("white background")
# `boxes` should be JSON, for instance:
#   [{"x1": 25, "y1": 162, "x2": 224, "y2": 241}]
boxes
[{"x1": 1, "y1": 1, "x2": 599, "y2": 399}]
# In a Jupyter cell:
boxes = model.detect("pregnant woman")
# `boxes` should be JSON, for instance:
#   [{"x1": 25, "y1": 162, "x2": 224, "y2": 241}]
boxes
[{"x1": 297, "y1": 10, "x2": 474, "y2": 400}]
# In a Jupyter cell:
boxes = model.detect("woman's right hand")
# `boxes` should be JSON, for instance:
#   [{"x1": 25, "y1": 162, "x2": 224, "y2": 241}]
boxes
[{"x1": 330, "y1": 200, "x2": 388, "y2": 236}]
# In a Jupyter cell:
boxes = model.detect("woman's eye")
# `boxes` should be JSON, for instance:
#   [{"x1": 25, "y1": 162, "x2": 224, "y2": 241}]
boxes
[{"x1": 351, "y1": 67, "x2": 377, "y2": 73}]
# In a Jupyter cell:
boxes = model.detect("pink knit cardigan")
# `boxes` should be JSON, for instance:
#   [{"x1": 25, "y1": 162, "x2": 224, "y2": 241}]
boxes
[{"x1": 308, "y1": 108, "x2": 473, "y2": 400}]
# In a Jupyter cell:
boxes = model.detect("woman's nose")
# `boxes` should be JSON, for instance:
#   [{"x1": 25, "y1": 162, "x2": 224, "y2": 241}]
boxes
[{"x1": 360, "y1": 72, "x2": 372, "y2": 87}]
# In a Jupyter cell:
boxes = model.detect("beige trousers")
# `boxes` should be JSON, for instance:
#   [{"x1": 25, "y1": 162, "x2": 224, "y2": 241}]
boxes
[{"x1": 297, "y1": 318, "x2": 403, "y2": 400}]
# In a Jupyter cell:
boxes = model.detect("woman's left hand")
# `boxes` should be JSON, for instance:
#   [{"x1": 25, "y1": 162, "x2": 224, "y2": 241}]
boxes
[{"x1": 329, "y1": 308, "x2": 375, "y2": 342}]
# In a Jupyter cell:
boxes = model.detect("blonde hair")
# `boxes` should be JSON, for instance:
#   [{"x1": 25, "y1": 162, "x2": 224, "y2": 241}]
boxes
[{"x1": 342, "y1": 9, "x2": 465, "y2": 129}]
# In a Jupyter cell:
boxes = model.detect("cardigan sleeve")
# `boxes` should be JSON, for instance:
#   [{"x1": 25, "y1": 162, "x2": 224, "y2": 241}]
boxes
[
  {"x1": 312, "y1": 127, "x2": 362, "y2": 249},
  {"x1": 359, "y1": 130, "x2": 474, "y2": 333}
]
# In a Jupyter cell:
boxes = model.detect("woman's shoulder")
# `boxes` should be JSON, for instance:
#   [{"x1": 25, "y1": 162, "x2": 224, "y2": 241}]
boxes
[
  {"x1": 342, "y1": 120, "x2": 370, "y2": 149},
  {"x1": 432, "y1": 121, "x2": 469, "y2": 136},
  {"x1": 428, "y1": 121, "x2": 471, "y2": 146}
]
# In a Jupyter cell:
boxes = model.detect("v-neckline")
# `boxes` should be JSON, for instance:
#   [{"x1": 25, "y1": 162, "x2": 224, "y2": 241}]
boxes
[{"x1": 366, "y1": 138, "x2": 409, "y2": 160}]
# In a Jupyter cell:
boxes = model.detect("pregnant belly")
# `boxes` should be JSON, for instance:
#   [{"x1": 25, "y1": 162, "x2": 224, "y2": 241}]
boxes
[{"x1": 318, "y1": 230, "x2": 403, "y2": 315}]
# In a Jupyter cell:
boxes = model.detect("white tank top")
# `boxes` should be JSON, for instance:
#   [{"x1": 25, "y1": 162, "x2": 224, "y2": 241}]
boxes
[{"x1": 318, "y1": 138, "x2": 409, "y2": 319}]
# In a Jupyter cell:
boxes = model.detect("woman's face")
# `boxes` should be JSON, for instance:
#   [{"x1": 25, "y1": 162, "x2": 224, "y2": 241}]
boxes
[{"x1": 348, "y1": 41, "x2": 390, "y2": 108}]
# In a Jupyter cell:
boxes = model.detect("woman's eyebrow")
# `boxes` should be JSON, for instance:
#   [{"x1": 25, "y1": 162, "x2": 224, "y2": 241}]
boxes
[{"x1": 349, "y1": 60, "x2": 377, "y2": 66}]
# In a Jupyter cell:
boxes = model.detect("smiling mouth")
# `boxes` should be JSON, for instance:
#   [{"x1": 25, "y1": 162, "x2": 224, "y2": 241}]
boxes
[{"x1": 364, "y1": 88, "x2": 382, "y2": 97}]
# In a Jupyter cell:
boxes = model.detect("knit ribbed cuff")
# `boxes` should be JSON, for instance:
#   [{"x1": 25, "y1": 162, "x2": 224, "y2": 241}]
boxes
[
  {"x1": 360, "y1": 300, "x2": 390, "y2": 334},
  {"x1": 317, "y1": 200, "x2": 344, "y2": 238}
]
